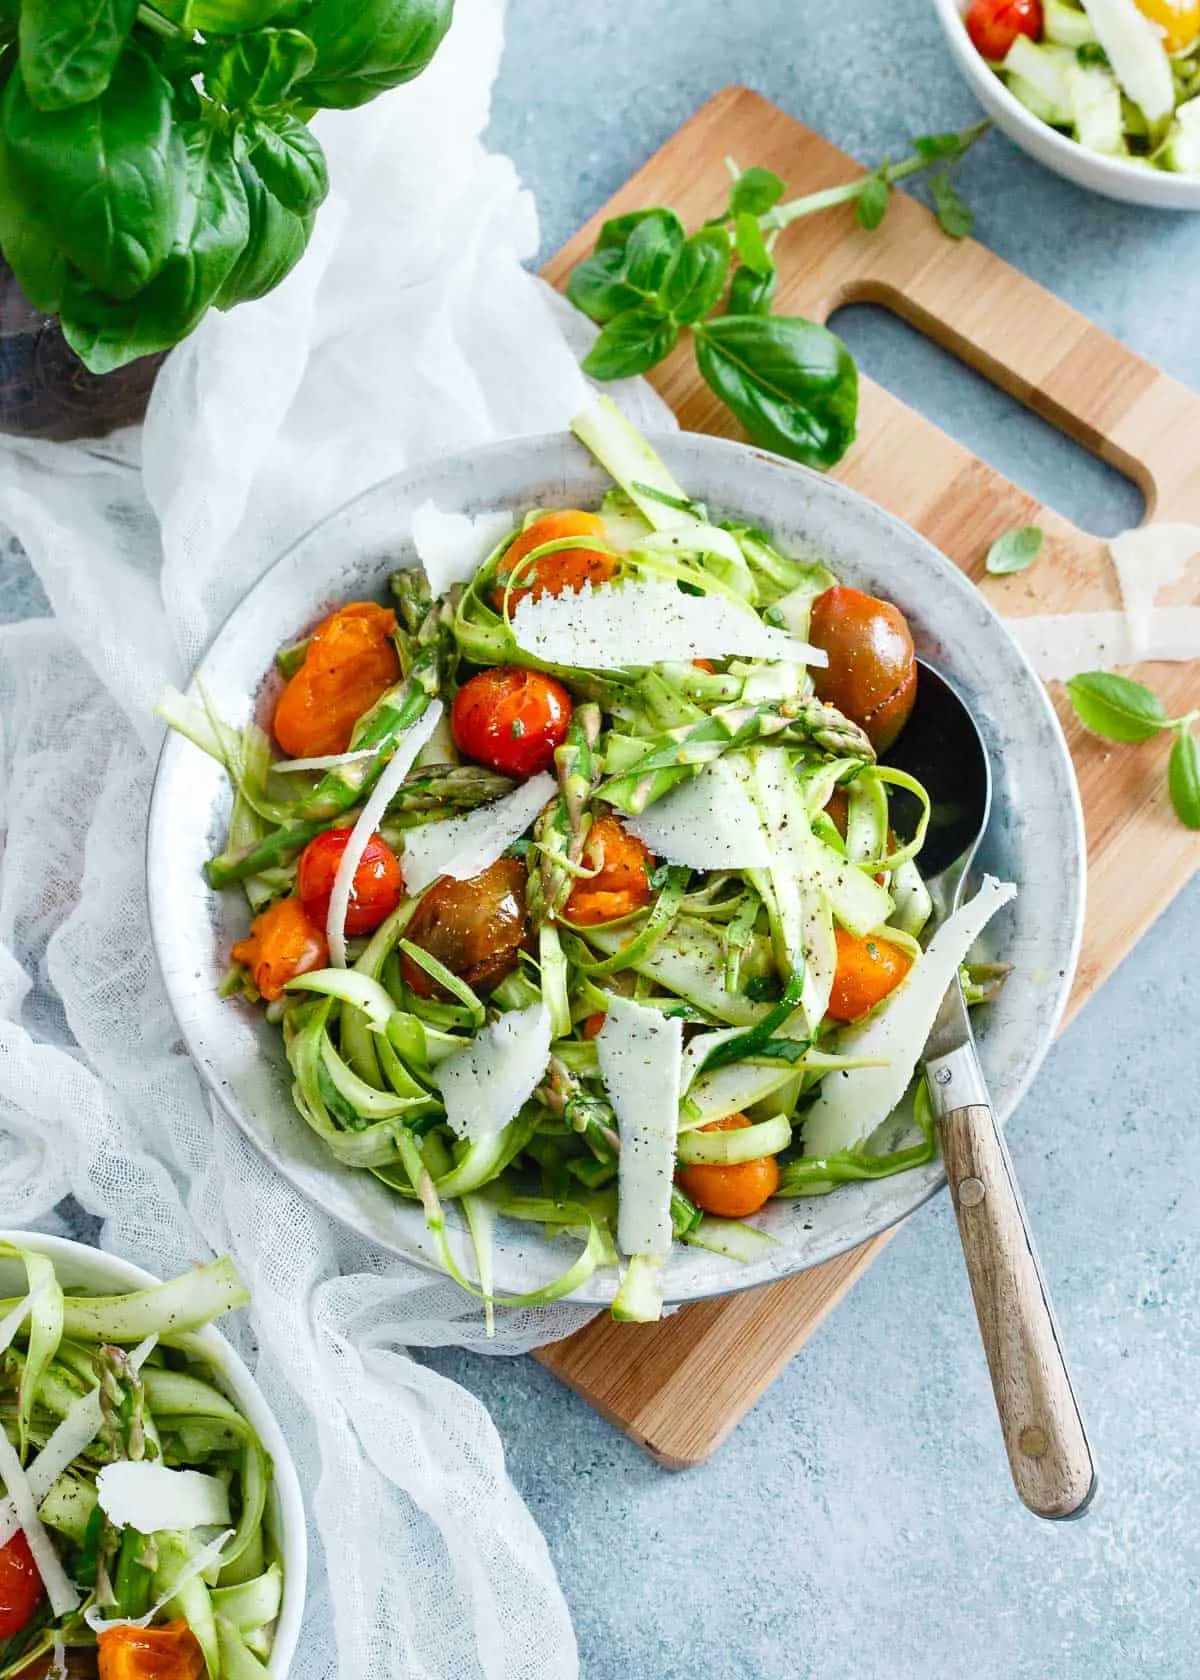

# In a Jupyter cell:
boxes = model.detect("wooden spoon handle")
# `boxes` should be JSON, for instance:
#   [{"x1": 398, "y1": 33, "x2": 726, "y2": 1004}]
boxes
[{"x1": 938, "y1": 1101, "x2": 1095, "y2": 1520}]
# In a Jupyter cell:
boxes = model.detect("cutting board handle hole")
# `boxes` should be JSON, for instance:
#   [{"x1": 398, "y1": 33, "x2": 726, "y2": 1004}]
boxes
[{"x1": 827, "y1": 298, "x2": 1146, "y2": 538}]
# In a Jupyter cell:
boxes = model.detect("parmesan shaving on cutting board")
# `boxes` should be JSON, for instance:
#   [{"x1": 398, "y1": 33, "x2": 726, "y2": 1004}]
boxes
[
  {"x1": 511, "y1": 578, "x2": 827, "y2": 669},
  {"x1": 411, "y1": 501, "x2": 516, "y2": 596},
  {"x1": 401, "y1": 773, "x2": 555, "y2": 895},
  {"x1": 1108, "y1": 524, "x2": 1200, "y2": 658},
  {"x1": 434, "y1": 1004, "x2": 551, "y2": 1144},
  {"x1": 1006, "y1": 608, "x2": 1200, "y2": 681}
]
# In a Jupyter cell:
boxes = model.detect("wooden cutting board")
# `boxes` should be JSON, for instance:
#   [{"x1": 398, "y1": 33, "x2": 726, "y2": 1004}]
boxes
[{"x1": 534, "y1": 86, "x2": 1200, "y2": 1469}]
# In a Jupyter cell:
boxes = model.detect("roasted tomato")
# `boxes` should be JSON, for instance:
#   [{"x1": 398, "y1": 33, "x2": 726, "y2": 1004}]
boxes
[
  {"x1": 808, "y1": 585, "x2": 917, "y2": 753},
  {"x1": 563, "y1": 816, "x2": 655, "y2": 926},
  {"x1": 827, "y1": 928, "x2": 913, "y2": 1023},
  {"x1": 402, "y1": 857, "x2": 530, "y2": 997},
  {"x1": 231, "y1": 896, "x2": 329, "y2": 1001},
  {"x1": 676, "y1": 1115, "x2": 780, "y2": 1218},
  {"x1": 0, "y1": 1532, "x2": 44, "y2": 1639},
  {"x1": 965, "y1": 0, "x2": 1042, "y2": 57},
  {"x1": 297, "y1": 828, "x2": 403, "y2": 938},
  {"x1": 97, "y1": 1620, "x2": 206, "y2": 1680},
  {"x1": 273, "y1": 602, "x2": 400, "y2": 760},
  {"x1": 494, "y1": 511, "x2": 617, "y2": 608},
  {"x1": 451, "y1": 667, "x2": 572, "y2": 778}
]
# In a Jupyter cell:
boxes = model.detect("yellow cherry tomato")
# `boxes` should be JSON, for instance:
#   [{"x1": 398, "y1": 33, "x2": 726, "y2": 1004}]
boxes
[{"x1": 1134, "y1": 0, "x2": 1199, "y2": 54}]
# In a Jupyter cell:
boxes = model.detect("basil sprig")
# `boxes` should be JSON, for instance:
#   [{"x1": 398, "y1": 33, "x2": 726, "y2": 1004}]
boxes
[
  {"x1": 0, "y1": 0, "x2": 453, "y2": 374},
  {"x1": 1068, "y1": 672, "x2": 1200, "y2": 830},
  {"x1": 567, "y1": 121, "x2": 988, "y2": 473}
]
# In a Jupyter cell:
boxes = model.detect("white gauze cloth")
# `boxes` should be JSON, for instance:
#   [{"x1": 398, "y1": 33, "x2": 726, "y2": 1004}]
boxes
[{"x1": 0, "y1": 3, "x2": 673, "y2": 1675}]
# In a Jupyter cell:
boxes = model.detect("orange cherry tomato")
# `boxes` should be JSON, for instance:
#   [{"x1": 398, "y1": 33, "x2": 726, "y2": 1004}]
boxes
[
  {"x1": 965, "y1": 0, "x2": 1042, "y2": 58},
  {"x1": 581, "y1": 1012, "x2": 607, "y2": 1040},
  {"x1": 451, "y1": 666, "x2": 572, "y2": 778},
  {"x1": 692, "y1": 658, "x2": 716, "y2": 674},
  {"x1": 676, "y1": 1115, "x2": 780, "y2": 1219},
  {"x1": 297, "y1": 828, "x2": 403, "y2": 938},
  {"x1": 1134, "y1": 0, "x2": 1199, "y2": 52},
  {"x1": 0, "y1": 1533, "x2": 44, "y2": 1639},
  {"x1": 231, "y1": 896, "x2": 329, "y2": 1002},
  {"x1": 827, "y1": 927, "x2": 913, "y2": 1023},
  {"x1": 402, "y1": 857, "x2": 531, "y2": 998},
  {"x1": 563, "y1": 816, "x2": 655, "y2": 927},
  {"x1": 273, "y1": 602, "x2": 401, "y2": 760},
  {"x1": 494, "y1": 511, "x2": 617, "y2": 608},
  {"x1": 97, "y1": 1619, "x2": 206, "y2": 1680},
  {"x1": 808, "y1": 585, "x2": 917, "y2": 753}
]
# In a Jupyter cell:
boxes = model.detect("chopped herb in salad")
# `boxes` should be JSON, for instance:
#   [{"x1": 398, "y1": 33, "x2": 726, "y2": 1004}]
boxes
[
  {"x1": 161, "y1": 401, "x2": 1014, "y2": 1324},
  {"x1": 0, "y1": 1244, "x2": 282, "y2": 1680}
]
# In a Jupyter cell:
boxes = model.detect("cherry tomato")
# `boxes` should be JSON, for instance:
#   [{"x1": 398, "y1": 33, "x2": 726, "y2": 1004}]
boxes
[
  {"x1": 451, "y1": 667, "x2": 572, "y2": 778},
  {"x1": 581, "y1": 1012, "x2": 607, "y2": 1040},
  {"x1": 297, "y1": 828, "x2": 403, "y2": 938},
  {"x1": 494, "y1": 511, "x2": 617, "y2": 608},
  {"x1": 563, "y1": 816, "x2": 655, "y2": 927},
  {"x1": 827, "y1": 927, "x2": 913, "y2": 1023},
  {"x1": 231, "y1": 896, "x2": 329, "y2": 1002},
  {"x1": 676, "y1": 1115, "x2": 780, "y2": 1218},
  {"x1": 965, "y1": 0, "x2": 1042, "y2": 59},
  {"x1": 692, "y1": 658, "x2": 716, "y2": 674},
  {"x1": 402, "y1": 857, "x2": 530, "y2": 997},
  {"x1": 1134, "y1": 0, "x2": 1199, "y2": 52},
  {"x1": 273, "y1": 602, "x2": 400, "y2": 760},
  {"x1": 97, "y1": 1619, "x2": 206, "y2": 1680},
  {"x1": 808, "y1": 586, "x2": 917, "y2": 753},
  {"x1": 0, "y1": 1532, "x2": 45, "y2": 1639}
]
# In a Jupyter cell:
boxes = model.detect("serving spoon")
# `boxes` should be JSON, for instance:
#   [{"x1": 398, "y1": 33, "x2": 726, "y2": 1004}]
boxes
[{"x1": 885, "y1": 660, "x2": 1096, "y2": 1521}]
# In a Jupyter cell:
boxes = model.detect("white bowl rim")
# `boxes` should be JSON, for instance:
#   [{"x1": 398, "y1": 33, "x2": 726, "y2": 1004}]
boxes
[
  {"x1": 0, "y1": 1230, "x2": 307, "y2": 1680},
  {"x1": 931, "y1": 0, "x2": 1200, "y2": 204}
]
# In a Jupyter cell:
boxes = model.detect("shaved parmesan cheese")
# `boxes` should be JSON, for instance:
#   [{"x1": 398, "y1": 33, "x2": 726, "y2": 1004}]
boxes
[
  {"x1": 401, "y1": 773, "x2": 555, "y2": 896},
  {"x1": 96, "y1": 1461, "x2": 231, "y2": 1531},
  {"x1": 0, "y1": 1420, "x2": 79, "y2": 1616},
  {"x1": 273, "y1": 747, "x2": 377, "y2": 774},
  {"x1": 85, "y1": 1528, "x2": 234, "y2": 1636},
  {"x1": 327, "y1": 703, "x2": 442, "y2": 966},
  {"x1": 1080, "y1": 0, "x2": 1174, "y2": 123},
  {"x1": 0, "y1": 1335, "x2": 157, "y2": 1550},
  {"x1": 1108, "y1": 524, "x2": 1200, "y2": 658},
  {"x1": 802, "y1": 876, "x2": 1017, "y2": 1158},
  {"x1": 624, "y1": 760, "x2": 771, "y2": 870},
  {"x1": 434, "y1": 1004, "x2": 551, "y2": 1144},
  {"x1": 0, "y1": 1287, "x2": 38, "y2": 1356},
  {"x1": 1005, "y1": 608, "x2": 1200, "y2": 680},
  {"x1": 411, "y1": 502, "x2": 515, "y2": 597},
  {"x1": 511, "y1": 579, "x2": 826, "y2": 670},
  {"x1": 596, "y1": 996, "x2": 683, "y2": 1257}
]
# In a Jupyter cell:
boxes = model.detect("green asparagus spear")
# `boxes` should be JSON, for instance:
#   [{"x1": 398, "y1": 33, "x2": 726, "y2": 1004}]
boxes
[{"x1": 531, "y1": 703, "x2": 603, "y2": 924}]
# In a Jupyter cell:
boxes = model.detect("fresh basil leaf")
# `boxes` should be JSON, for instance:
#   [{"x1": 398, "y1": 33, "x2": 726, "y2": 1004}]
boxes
[
  {"x1": 0, "y1": 144, "x2": 66, "y2": 310},
  {"x1": 694, "y1": 314, "x2": 858, "y2": 470},
  {"x1": 663, "y1": 226, "x2": 730, "y2": 324},
  {"x1": 216, "y1": 155, "x2": 314, "y2": 307},
  {"x1": 985, "y1": 524, "x2": 1044, "y2": 575},
  {"x1": 595, "y1": 209, "x2": 658, "y2": 256},
  {"x1": 727, "y1": 263, "x2": 776, "y2": 316},
  {"x1": 856, "y1": 166, "x2": 890, "y2": 231},
  {"x1": 248, "y1": 111, "x2": 328, "y2": 214},
  {"x1": 0, "y1": 52, "x2": 184, "y2": 300},
  {"x1": 733, "y1": 210, "x2": 772, "y2": 278},
  {"x1": 1168, "y1": 728, "x2": 1200, "y2": 830},
  {"x1": 566, "y1": 247, "x2": 642, "y2": 325},
  {"x1": 183, "y1": 0, "x2": 298, "y2": 26},
  {"x1": 912, "y1": 131, "x2": 967, "y2": 161},
  {"x1": 1066, "y1": 672, "x2": 1169, "y2": 743},
  {"x1": 207, "y1": 27, "x2": 316, "y2": 111},
  {"x1": 61, "y1": 123, "x2": 250, "y2": 374},
  {"x1": 622, "y1": 208, "x2": 684, "y2": 294},
  {"x1": 929, "y1": 170, "x2": 974, "y2": 239},
  {"x1": 18, "y1": 0, "x2": 138, "y2": 111},
  {"x1": 296, "y1": 0, "x2": 453, "y2": 110},
  {"x1": 582, "y1": 306, "x2": 678, "y2": 381},
  {"x1": 728, "y1": 165, "x2": 785, "y2": 217}
]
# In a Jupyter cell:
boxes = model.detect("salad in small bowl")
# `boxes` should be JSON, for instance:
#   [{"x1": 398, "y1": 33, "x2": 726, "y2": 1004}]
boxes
[
  {"x1": 149, "y1": 406, "x2": 1083, "y2": 1322},
  {"x1": 0, "y1": 1234, "x2": 304, "y2": 1680}
]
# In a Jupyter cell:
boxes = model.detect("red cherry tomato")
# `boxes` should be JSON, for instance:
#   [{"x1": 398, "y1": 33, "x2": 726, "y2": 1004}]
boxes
[
  {"x1": 451, "y1": 667, "x2": 572, "y2": 778},
  {"x1": 0, "y1": 1532, "x2": 45, "y2": 1639},
  {"x1": 965, "y1": 0, "x2": 1042, "y2": 59},
  {"x1": 297, "y1": 828, "x2": 404, "y2": 938}
]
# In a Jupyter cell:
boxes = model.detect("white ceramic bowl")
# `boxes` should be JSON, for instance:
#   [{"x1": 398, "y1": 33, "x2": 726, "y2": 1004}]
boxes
[
  {"x1": 0, "y1": 1231, "x2": 307, "y2": 1678},
  {"x1": 147, "y1": 429, "x2": 1086, "y2": 1308},
  {"x1": 933, "y1": 0, "x2": 1200, "y2": 208}
]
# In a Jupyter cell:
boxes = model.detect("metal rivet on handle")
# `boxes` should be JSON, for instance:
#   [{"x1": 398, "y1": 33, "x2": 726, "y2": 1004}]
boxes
[
  {"x1": 934, "y1": 1066, "x2": 952, "y2": 1086},
  {"x1": 957, "y1": 1176, "x2": 986, "y2": 1208}
]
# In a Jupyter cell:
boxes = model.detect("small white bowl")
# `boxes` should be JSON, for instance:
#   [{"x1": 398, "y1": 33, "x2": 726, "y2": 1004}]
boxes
[
  {"x1": 932, "y1": 0, "x2": 1200, "y2": 208},
  {"x1": 0, "y1": 1232, "x2": 307, "y2": 1679}
]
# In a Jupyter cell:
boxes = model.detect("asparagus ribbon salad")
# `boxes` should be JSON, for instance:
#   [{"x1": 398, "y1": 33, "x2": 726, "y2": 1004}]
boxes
[
  {"x1": 162, "y1": 402, "x2": 1015, "y2": 1324},
  {"x1": 0, "y1": 1245, "x2": 282, "y2": 1680}
]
